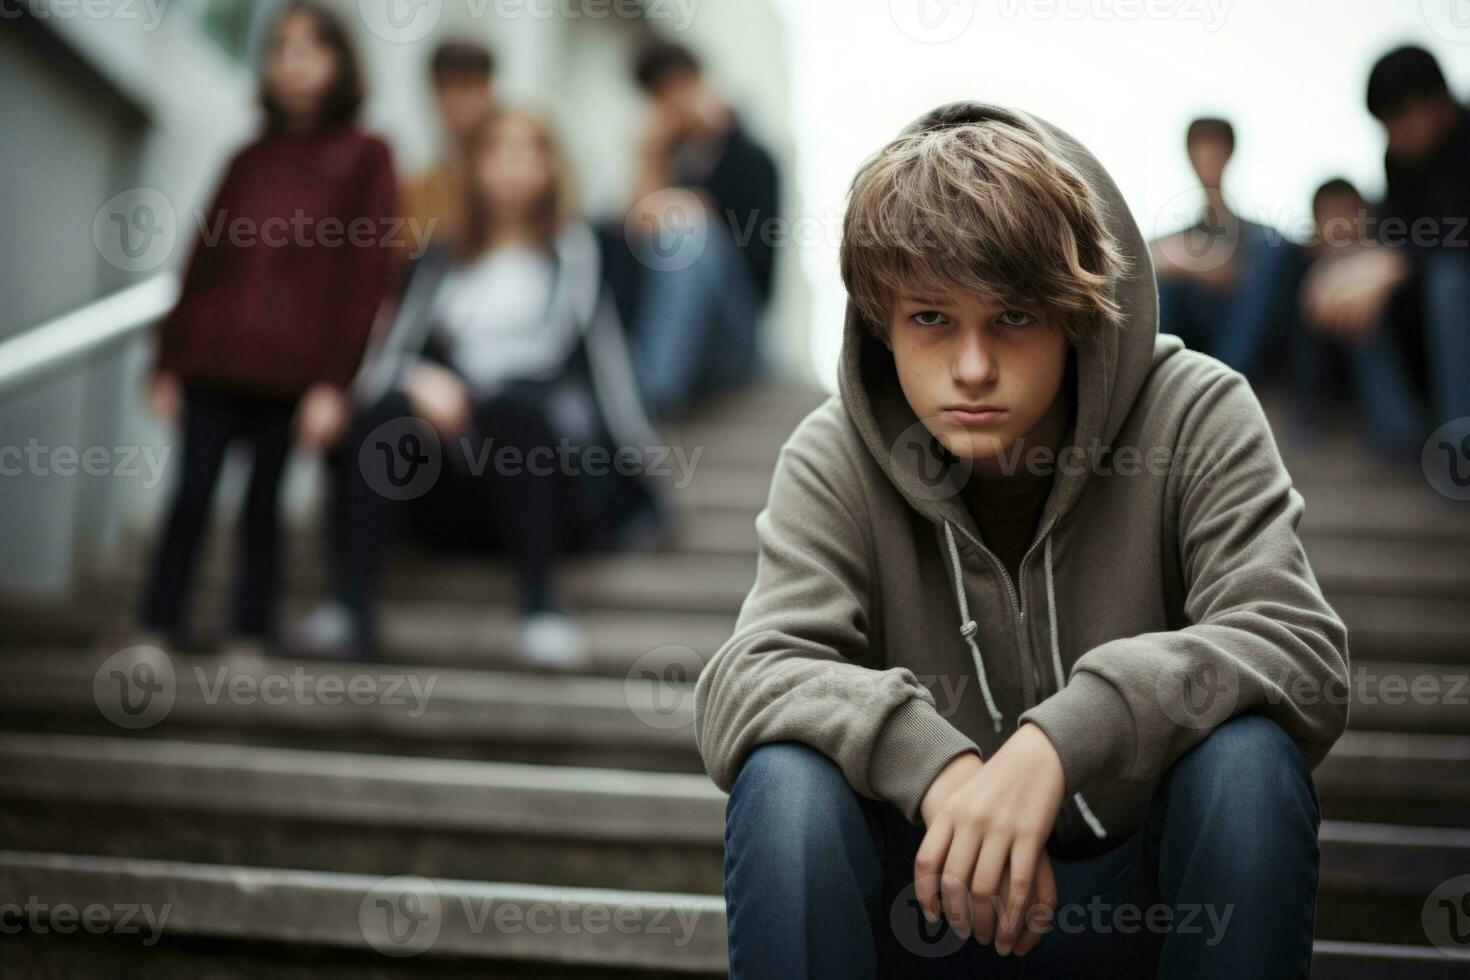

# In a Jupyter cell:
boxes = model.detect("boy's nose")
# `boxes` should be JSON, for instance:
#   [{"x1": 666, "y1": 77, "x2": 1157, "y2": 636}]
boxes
[{"x1": 951, "y1": 327, "x2": 996, "y2": 387}]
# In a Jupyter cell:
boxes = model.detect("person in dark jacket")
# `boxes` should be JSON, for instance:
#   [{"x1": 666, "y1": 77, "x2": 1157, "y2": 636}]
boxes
[
  {"x1": 613, "y1": 39, "x2": 781, "y2": 420},
  {"x1": 139, "y1": 0, "x2": 400, "y2": 657},
  {"x1": 293, "y1": 108, "x2": 670, "y2": 667},
  {"x1": 1304, "y1": 46, "x2": 1470, "y2": 431}
]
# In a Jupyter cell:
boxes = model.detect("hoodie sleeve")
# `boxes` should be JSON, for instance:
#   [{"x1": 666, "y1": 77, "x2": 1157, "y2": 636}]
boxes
[
  {"x1": 1020, "y1": 369, "x2": 1351, "y2": 794},
  {"x1": 693, "y1": 407, "x2": 982, "y2": 825}
]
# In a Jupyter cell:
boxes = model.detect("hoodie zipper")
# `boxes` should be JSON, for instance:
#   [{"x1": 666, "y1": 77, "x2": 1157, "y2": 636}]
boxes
[
  {"x1": 951, "y1": 515, "x2": 1058, "y2": 705},
  {"x1": 953, "y1": 514, "x2": 1078, "y2": 842}
]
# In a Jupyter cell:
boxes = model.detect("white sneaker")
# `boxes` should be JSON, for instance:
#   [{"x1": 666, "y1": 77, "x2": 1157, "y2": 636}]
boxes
[
  {"x1": 289, "y1": 602, "x2": 361, "y2": 659},
  {"x1": 519, "y1": 611, "x2": 592, "y2": 671}
]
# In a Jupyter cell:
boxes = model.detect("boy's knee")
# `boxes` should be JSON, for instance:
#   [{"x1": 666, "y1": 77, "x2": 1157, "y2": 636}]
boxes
[
  {"x1": 1169, "y1": 715, "x2": 1318, "y2": 828},
  {"x1": 727, "y1": 741, "x2": 867, "y2": 852},
  {"x1": 1424, "y1": 251, "x2": 1470, "y2": 307}
]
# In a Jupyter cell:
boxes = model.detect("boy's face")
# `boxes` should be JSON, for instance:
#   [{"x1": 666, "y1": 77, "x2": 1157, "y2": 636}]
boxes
[
  {"x1": 1313, "y1": 190, "x2": 1367, "y2": 254},
  {"x1": 435, "y1": 73, "x2": 494, "y2": 144},
  {"x1": 1381, "y1": 96, "x2": 1453, "y2": 162},
  {"x1": 886, "y1": 288, "x2": 1070, "y2": 468},
  {"x1": 1186, "y1": 134, "x2": 1232, "y2": 189}
]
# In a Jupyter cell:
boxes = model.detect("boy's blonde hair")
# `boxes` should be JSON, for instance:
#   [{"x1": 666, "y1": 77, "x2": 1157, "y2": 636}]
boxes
[{"x1": 840, "y1": 118, "x2": 1130, "y2": 343}]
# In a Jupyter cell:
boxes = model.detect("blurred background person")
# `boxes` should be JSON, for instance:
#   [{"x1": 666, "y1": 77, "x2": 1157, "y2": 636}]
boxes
[
  {"x1": 136, "y1": 0, "x2": 399, "y2": 659},
  {"x1": 1304, "y1": 45, "x2": 1470, "y2": 433},
  {"x1": 611, "y1": 38, "x2": 781, "y2": 420},
  {"x1": 294, "y1": 108, "x2": 666, "y2": 668},
  {"x1": 1292, "y1": 178, "x2": 1424, "y2": 459},
  {"x1": 404, "y1": 37, "x2": 499, "y2": 253},
  {"x1": 1151, "y1": 116, "x2": 1303, "y2": 384}
]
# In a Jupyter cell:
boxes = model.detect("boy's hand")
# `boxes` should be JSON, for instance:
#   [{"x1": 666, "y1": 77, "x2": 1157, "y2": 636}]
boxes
[{"x1": 915, "y1": 722, "x2": 1065, "y2": 955}]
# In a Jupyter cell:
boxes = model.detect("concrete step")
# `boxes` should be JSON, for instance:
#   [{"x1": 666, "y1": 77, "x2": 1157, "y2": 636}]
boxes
[
  {"x1": 87, "y1": 528, "x2": 1470, "y2": 629},
  {"x1": 15, "y1": 581, "x2": 1468, "y2": 674},
  {"x1": 0, "y1": 850, "x2": 728, "y2": 976},
  {"x1": 9, "y1": 579, "x2": 1469, "y2": 674},
  {"x1": 6, "y1": 651, "x2": 1470, "y2": 773},
  {"x1": 107, "y1": 484, "x2": 1470, "y2": 584},
  {"x1": 0, "y1": 846, "x2": 1464, "y2": 970},
  {"x1": 1316, "y1": 732, "x2": 1470, "y2": 828},
  {"x1": 0, "y1": 735, "x2": 723, "y2": 894},
  {"x1": 11, "y1": 644, "x2": 1470, "y2": 755},
  {"x1": 3, "y1": 732, "x2": 1469, "y2": 944},
  {"x1": 1310, "y1": 942, "x2": 1470, "y2": 980},
  {"x1": 1, "y1": 652, "x2": 700, "y2": 771}
]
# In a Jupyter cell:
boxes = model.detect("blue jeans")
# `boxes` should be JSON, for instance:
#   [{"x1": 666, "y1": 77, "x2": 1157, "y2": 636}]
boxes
[
  {"x1": 1292, "y1": 309, "x2": 1425, "y2": 458},
  {"x1": 1422, "y1": 250, "x2": 1470, "y2": 429},
  {"x1": 723, "y1": 715, "x2": 1320, "y2": 979},
  {"x1": 630, "y1": 216, "x2": 764, "y2": 420},
  {"x1": 1157, "y1": 224, "x2": 1303, "y2": 383}
]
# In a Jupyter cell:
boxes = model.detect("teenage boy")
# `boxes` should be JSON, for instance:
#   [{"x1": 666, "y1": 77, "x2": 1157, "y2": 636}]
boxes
[
  {"x1": 694, "y1": 102, "x2": 1349, "y2": 979},
  {"x1": 619, "y1": 39, "x2": 780, "y2": 419},
  {"x1": 1151, "y1": 117, "x2": 1301, "y2": 383},
  {"x1": 404, "y1": 39, "x2": 498, "y2": 251},
  {"x1": 1308, "y1": 45, "x2": 1470, "y2": 430}
]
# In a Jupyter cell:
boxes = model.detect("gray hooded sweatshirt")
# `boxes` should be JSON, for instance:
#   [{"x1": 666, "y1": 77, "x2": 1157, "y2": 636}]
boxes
[{"x1": 691, "y1": 102, "x2": 1351, "y2": 854}]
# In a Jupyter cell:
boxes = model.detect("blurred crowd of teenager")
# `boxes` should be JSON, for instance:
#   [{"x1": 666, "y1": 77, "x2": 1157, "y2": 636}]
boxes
[
  {"x1": 131, "y1": 0, "x2": 1467, "y2": 669},
  {"x1": 135, "y1": 1, "x2": 779, "y2": 667},
  {"x1": 1150, "y1": 45, "x2": 1468, "y2": 461}
]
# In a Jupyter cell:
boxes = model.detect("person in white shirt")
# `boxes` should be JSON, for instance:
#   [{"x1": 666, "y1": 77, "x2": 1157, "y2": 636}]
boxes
[{"x1": 297, "y1": 108, "x2": 668, "y2": 667}]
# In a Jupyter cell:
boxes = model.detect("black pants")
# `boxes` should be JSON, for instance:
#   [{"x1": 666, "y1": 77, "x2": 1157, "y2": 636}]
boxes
[
  {"x1": 140, "y1": 383, "x2": 300, "y2": 642},
  {"x1": 329, "y1": 381, "x2": 580, "y2": 647}
]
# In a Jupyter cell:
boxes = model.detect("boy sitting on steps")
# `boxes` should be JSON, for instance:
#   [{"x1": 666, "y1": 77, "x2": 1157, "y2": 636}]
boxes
[{"x1": 694, "y1": 101, "x2": 1349, "y2": 979}]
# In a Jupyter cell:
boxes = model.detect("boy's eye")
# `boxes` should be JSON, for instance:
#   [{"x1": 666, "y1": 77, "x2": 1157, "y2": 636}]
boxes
[
  {"x1": 910, "y1": 310, "x2": 948, "y2": 327},
  {"x1": 997, "y1": 309, "x2": 1036, "y2": 327}
]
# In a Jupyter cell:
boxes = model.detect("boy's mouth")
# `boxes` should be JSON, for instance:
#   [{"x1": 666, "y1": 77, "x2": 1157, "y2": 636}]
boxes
[{"x1": 943, "y1": 405, "x2": 1007, "y2": 426}]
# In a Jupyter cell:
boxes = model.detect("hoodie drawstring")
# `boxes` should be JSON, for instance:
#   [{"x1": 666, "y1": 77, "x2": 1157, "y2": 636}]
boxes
[
  {"x1": 943, "y1": 522, "x2": 1108, "y2": 839},
  {"x1": 1044, "y1": 536, "x2": 1108, "y2": 839},
  {"x1": 943, "y1": 521, "x2": 1004, "y2": 733}
]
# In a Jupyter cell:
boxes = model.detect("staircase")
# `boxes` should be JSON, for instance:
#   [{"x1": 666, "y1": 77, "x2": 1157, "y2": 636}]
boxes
[{"x1": 2, "y1": 382, "x2": 1468, "y2": 977}]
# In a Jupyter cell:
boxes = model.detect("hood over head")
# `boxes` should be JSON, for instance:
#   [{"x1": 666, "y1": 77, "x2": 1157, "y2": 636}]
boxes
[{"x1": 837, "y1": 102, "x2": 1159, "y2": 541}]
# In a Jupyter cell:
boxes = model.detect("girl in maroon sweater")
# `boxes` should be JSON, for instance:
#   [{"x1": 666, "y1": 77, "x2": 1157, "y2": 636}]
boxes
[{"x1": 140, "y1": 1, "x2": 400, "y2": 653}]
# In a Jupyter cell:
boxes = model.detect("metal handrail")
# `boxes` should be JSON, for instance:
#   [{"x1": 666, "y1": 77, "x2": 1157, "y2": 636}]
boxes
[{"x1": 0, "y1": 274, "x2": 179, "y2": 397}]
